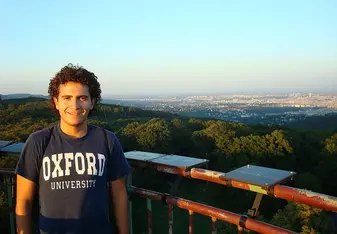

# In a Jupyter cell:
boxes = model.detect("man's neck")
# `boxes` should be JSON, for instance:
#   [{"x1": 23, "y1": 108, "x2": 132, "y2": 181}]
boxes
[{"x1": 59, "y1": 121, "x2": 88, "y2": 138}]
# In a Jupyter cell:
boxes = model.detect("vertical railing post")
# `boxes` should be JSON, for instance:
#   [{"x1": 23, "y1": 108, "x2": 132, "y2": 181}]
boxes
[
  {"x1": 188, "y1": 210, "x2": 194, "y2": 234},
  {"x1": 147, "y1": 198, "x2": 152, "y2": 234},
  {"x1": 237, "y1": 226, "x2": 244, "y2": 234},
  {"x1": 211, "y1": 217, "x2": 217, "y2": 234},
  {"x1": 127, "y1": 172, "x2": 133, "y2": 234},
  {"x1": 6, "y1": 176, "x2": 15, "y2": 234},
  {"x1": 168, "y1": 204, "x2": 173, "y2": 234}
]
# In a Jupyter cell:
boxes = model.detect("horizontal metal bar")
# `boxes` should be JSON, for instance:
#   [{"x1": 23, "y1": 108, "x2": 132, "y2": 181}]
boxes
[
  {"x1": 129, "y1": 186, "x2": 296, "y2": 234},
  {"x1": 0, "y1": 167, "x2": 301, "y2": 233},
  {"x1": 274, "y1": 185, "x2": 337, "y2": 212},
  {"x1": 2, "y1": 159, "x2": 337, "y2": 213},
  {"x1": 189, "y1": 168, "x2": 337, "y2": 212},
  {"x1": 0, "y1": 168, "x2": 15, "y2": 176}
]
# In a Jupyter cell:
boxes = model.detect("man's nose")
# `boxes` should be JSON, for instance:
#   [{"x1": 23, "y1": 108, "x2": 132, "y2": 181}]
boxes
[{"x1": 70, "y1": 98, "x2": 80, "y2": 108}]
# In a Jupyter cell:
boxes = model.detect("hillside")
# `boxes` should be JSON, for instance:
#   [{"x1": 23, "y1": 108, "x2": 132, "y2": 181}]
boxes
[
  {"x1": 1, "y1": 97, "x2": 337, "y2": 233},
  {"x1": 285, "y1": 113, "x2": 337, "y2": 131},
  {"x1": 0, "y1": 98, "x2": 176, "y2": 141},
  {"x1": 1, "y1": 96, "x2": 47, "y2": 106},
  {"x1": 0, "y1": 93, "x2": 48, "y2": 100}
]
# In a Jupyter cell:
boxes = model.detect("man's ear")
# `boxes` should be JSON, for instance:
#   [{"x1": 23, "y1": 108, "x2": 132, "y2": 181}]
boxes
[
  {"x1": 53, "y1": 97, "x2": 59, "y2": 110},
  {"x1": 90, "y1": 99, "x2": 95, "y2": 110}
]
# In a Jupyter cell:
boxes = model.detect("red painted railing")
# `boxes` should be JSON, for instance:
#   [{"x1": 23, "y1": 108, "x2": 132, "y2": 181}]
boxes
[
  {"x1": 129, "y1": 185, "x2": 295, "y2": 233},
  {"x1": 189, "y1": 168, "x2": 337, "y2": 212},
  {"x1": 0, "y1": 166, "x2": 299, "y2": 234},
  {"x1": 2, "y1": 154, "x2": 337, "y2": 233},
  {"x1": 127, "y1": 158, "x2": 337, "y2": 212}
]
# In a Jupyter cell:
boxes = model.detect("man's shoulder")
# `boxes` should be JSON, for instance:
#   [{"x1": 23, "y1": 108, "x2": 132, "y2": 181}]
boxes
[
  {"x1": 89, "y1": 125, "x2": 117, "y2": 140},
  {"x1": 28, "y1": 125, "x2": 55, "y2": 142}
]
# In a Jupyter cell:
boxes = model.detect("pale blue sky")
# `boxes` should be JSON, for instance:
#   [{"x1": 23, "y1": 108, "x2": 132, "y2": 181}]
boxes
[{"x1": 1, "y1": 0, "x2": 337, "y2": 97}]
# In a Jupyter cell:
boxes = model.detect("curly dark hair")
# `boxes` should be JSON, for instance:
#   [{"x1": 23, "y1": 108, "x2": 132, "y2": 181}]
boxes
[{"x1": 48, "y1": 63, "x2": 102, "y2": 114}]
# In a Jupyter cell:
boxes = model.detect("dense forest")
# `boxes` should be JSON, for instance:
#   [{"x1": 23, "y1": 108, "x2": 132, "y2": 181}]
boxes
[{"x1": 1, "y1": 98, "x2": 337, "y2": 233}]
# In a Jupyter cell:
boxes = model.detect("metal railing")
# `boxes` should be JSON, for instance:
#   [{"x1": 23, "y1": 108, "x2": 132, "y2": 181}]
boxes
[
  {"x1": 2, "y1": 153, "x2": 337, "y2": 233},
  {"x1": 1, "y1": 168, "x2": 15, "y2": 234},
  {"x1": 1, "y1": 167, "x2": 296, "y2": 234},
  {"x1": 128, "y1": 185, "x2": 295, "y2": 234}
]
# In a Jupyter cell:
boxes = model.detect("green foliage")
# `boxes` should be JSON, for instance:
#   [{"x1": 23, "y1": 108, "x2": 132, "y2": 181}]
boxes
[
  {"x1": 293, "y1": 172, "x2": 323, "y2": 193},
  {"x1": 226, "y1": 130, "x2": 292, "y2": 156},
  {"x1": 191, "y1": 130, "x2": 214, "y2": 157},
  {"x1": 2, "y1": 97, "x2": 337, "y2": 233},
  {"x1": 271, "y1": 202, "x2": 336, "y2": 234},
  {"x1": 122, "y1": 118, "x2": 171, "y2": 152},
  {"x1": 286, "y1": 113, "x2": 337, "y2": 131},
  {"x1": 324, "y1": 133, "x2": 337, "y2": 154},
  {"x1": 171, "y1": 118, "x2": 184, "y2": 128},
  {"x1": 1, "y1": 97, "x2": 46, "y2": 106},
  {"x1": 0, "y1": 156, "x2": 18, "y2": 168},
  {"x1": 217, "y1": 221, "x2": 239, "y2": 234},
  {"x1": 187, "y1": 118, "x2": 205, "y2": 131}
]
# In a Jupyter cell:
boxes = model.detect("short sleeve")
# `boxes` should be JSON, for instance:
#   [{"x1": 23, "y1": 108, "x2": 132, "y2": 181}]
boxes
[
  {"x1": 108, "y1": 134, "x2": 130, "y2": 181},
  {"x1": 15, "y1": 134, "x2": 41, "y2": 183}
]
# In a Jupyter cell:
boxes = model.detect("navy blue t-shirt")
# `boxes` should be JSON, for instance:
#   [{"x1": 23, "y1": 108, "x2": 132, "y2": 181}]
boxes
[{"x1": 15, "y1": 124, "x2": 130, "y2": 234}]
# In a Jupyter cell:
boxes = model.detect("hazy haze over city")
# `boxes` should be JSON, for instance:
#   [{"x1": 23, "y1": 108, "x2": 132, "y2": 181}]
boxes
[{"x1": 1, "y1": 0, "x2": 337, "y2": 97}]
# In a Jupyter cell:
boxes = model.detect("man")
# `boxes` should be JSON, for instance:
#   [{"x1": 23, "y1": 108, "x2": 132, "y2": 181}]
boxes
[{"x1": 15, "y1": 64, "x2": 130, "y2": 234}]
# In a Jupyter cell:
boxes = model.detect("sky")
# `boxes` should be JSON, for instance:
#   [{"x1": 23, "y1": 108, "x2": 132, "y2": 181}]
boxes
[{"x1": 1, "y1": 0, "x2": 337, "y2": 97}]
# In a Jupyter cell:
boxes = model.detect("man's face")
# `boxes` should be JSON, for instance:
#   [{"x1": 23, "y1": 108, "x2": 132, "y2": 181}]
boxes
[{"x1": 53, "y1": 81, "x2": 94, "y2": 128}]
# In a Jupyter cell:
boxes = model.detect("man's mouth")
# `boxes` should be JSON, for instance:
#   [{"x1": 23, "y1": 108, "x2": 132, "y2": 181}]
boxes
[
  {"x1": 65, "y1": 108, "x2": 87, "y2": 116},
  {"x1": 66, "y1": 111, "x2": 84, "y2": 116}
]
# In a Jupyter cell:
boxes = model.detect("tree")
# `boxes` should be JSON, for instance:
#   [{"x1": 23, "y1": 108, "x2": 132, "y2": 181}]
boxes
[
  {"x1": 187, "y1": 118, "x2": 205, "y2": 131},
  {"x1": 171, "y1": 118, "x2": 183, "y2": 128},
  {"x1": 136, "y1": 118, "x2": 171, "y2": 152},
  {"x1": 271, "y1": 202, "x2": 336, "y2": 234},
  {"x1": 7, "y1": 104, "x2": 16, "y2": 111},
  {"x1": 0, "y1": 156, "x2": 19, "y2": 168},
  {"x1": 324, "y1": 133, "x2": 337, "y2": 155},
  {"x1": 121, "y1": 122, "x2": 140, "y2": 150},
  {"x1": 191, "y1": 130, "x2": 214, "y2": 158},
  {"x1": 293, "y1": 173, "x2": 323, "y2": 193}
]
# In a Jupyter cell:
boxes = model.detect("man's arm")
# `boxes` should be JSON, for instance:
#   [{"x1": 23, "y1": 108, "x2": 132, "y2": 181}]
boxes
[
  {"x1": 16, "y1": 175, "x2": 36, "y2": 234},
  {"x1": 110, "y1": 177, "x2": 129, "y2": 234}
]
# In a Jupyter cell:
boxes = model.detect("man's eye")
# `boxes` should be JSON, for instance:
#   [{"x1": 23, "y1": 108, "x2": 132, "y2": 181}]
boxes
[
  {"x1": 80, "y1": 96, "x2": 87, "y2": 101},
  {"x1": 64, "y1": 97, "x2": 71, "y2": 100}
]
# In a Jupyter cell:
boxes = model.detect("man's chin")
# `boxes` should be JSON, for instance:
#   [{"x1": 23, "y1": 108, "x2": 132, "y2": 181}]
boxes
[
  {"x1": 70, "y1": 122, "x2": 85, "y2": 127},
  {"x1": 62, "y1": 119, "x2": 87, "y2": 127}
]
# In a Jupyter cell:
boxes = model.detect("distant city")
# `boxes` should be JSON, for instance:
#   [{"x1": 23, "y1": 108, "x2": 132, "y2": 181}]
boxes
[
  {"x1": 1, "y1": 92, "x2": 337, "y2": 126},
  {"x1": 102, "y1": 92, "x2": 337, "y2": 125}
]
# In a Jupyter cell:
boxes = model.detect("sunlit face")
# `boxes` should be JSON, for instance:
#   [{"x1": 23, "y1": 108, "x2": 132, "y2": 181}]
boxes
[{"x1": 53, "y1": 81, "x2": 94, "y2": 128}]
